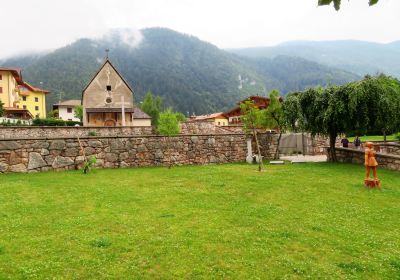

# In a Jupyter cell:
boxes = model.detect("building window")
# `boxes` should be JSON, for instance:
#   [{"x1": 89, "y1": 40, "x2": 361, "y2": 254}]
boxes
[
  {"x1": 22, "y1": 96, "x2": 27, "y2": 101},
  {"x1": 67, "y1": 107, "x2": 72, "y2": 113},
  {"x1": 0, "y1": 87, "x2": 2, "y2": 94},
  {"x1": 0, "y1": 74, "x2": 2, "y2": 80},
  {"x1": 23, "y1": 105, "x2": 27, "y2": 109},
  {"x1": 106, "y1": 85, "x2": 112, "y2": 91},
  {"x1": 35, "y1": 97, "x2": 39, "y2": 102},
  {"x1": 35, "y1": 106, "x2": 39, "y2": 111}
]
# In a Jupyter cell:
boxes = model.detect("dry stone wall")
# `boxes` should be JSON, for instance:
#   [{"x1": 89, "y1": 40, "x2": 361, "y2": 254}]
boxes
[
  {"x1": 0, "y1": 133, "x2": 278, "y2": 173},
  {"x1": 0, "y1": 126, "x2": 153, "y2": 139},
  {"x1": 327, "y1": 147, "x2": 400, "y2": 171}
]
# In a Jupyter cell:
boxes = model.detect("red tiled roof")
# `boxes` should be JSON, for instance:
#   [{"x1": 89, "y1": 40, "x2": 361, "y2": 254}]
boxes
[{"x1": 21, "y1": 82, "x2": 50, "y2": 94}]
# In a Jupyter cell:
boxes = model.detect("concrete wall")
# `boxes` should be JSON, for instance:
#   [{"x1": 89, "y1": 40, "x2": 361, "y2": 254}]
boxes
[
  {"x1": 327, "y1": 147, "x2": 400, "y2": 171},
  {"x1": 0, "y1": 133, "x2": 278, "y2": 173}
]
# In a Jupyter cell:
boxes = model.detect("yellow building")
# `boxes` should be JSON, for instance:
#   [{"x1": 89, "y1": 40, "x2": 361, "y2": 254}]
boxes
[
  {"x1": 0, "y1": 68, "x2": 49, "y2": 119},
  {"x1": 0, "y1": 68, "x2": 23, "y2": 107},
  {"x1": 18, "y1": 82, "x2": 49, "y2": 118}
]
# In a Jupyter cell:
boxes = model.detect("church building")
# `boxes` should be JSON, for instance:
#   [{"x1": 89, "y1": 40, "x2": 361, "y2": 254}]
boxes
[{"x1": 81, "y1": 59, "x2": 151, "y2": 127}]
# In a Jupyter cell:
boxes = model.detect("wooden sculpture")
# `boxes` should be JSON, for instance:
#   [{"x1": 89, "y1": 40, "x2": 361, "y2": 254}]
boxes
[{"x1": 364, "y1": 142, "x2": 381, "y2": 188}]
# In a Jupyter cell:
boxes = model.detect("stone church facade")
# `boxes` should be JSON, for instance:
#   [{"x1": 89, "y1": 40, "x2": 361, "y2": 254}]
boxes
[{"x1": 82, "y1": 59, "x2": 151, "y2": 127}]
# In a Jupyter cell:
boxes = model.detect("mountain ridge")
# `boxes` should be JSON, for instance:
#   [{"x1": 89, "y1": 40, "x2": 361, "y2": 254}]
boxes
[{"x1": 1, "y1": 28, "x2": 360, "y2": 114}]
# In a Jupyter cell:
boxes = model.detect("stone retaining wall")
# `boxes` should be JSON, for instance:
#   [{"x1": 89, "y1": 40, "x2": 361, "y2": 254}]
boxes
[
  {"x1": 327, "y1": 147, "x2": 400, "y2": 171},
  {"x1": 0, "y1": 126, "x2": 153, "y2": 139},
  {"x1": 0, "y1": 133, "x2": 278, "y2": 173},
  {"x1": 0, "y1": 122, "x2": 232, "y2": 140}
]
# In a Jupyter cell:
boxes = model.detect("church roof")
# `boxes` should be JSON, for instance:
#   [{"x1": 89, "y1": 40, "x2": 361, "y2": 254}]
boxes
[{"x1": 81, "y1": 58, "x2": 134, "y2": 96}]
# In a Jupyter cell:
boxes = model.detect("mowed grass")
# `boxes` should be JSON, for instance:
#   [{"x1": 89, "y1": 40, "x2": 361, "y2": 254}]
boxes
[
  {"x1": 348, "y1": 134, "x2": 397, "y2": 142},
  {"x1": 0, "y1": 163, "x2": 399, "y2": 279}
]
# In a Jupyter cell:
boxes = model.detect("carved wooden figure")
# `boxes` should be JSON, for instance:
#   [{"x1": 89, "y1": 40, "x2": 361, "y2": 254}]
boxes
[{"x1": 364, "y1": 142, "x2": 381, "y2": 188}]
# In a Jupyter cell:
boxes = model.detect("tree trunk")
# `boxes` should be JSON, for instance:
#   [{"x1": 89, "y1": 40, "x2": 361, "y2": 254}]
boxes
[
  {"x1": 253, "y1": 128, "x2": 264, "y2": 172},
  {"x1": 329, "y1": 132, "x2": 338, "y2": 162},
  {"x1": 274, "y1": 132, "x2": 283, "y2": 160},
  {"x1": 383, "y1": 129, "x2": 387, "y2": 143}
]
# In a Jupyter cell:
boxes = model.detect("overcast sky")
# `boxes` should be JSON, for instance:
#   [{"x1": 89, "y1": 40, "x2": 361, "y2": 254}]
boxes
[{"x1": 1, "y1": 0, "x2": 399, "y2": 59}]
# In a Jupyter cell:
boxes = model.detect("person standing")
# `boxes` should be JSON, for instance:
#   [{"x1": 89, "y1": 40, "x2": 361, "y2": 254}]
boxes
[
  {"x1": 341, "y1": 137, "x2": 349, "y2": 148},
  {"x1": 354, "y1": 136, "x2": 362, "y2": 150}
]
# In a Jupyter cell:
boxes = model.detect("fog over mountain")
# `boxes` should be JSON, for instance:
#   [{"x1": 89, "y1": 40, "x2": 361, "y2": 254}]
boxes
[
  {"x1": 1, "y1": 28, "x2": 360, "y2": 114},
  {"x1": 228, "y1": 40, "x2": 400, "y2": 78}
]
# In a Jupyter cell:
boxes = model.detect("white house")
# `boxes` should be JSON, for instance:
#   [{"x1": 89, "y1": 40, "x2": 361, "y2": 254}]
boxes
[{"x1": 53, "y1": 100, "x2": 81, "y2": 121}]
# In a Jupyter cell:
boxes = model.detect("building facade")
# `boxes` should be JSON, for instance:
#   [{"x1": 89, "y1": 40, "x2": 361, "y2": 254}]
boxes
[
  {"x1": 53, "y1": 100, "x2": 81, "y2": 121},
  {"x1": 0, "y1": 68, "x2": 49, "y2": 119},
  {"x1": 0, "y1": 68, "x2": 24, "y2": 114},
  {"x1": 82, "y1": 59, "x2": 151, "y2": 127},
  {"x1": 189, "y1": 112, "x2": 228, "y2": 126},
  {"x1": 224, "y1": 96, "x2": 274, "y2": 125},
  {"x1": 18, "y1": 82, "x2": 49, "y2": 118}
]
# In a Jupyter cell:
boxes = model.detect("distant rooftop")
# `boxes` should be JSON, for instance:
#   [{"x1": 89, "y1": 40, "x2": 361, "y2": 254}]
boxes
[{"x1": 53, "y1": 100, "x2": 81, "y2": 107}]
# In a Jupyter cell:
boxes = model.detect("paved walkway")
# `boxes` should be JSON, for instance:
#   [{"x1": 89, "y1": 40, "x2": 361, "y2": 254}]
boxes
[{"x1": 279, "y1": 155, "x2": 327, "y2": 162}]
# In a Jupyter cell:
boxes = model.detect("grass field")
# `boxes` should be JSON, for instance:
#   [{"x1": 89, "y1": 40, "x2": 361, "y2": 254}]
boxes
[
  {"x1": 1, "y1": 163, "x2": 400, "y2": 279},
  {"x1": 348, "y1": 134, "x2": 398, "y2": 142}
]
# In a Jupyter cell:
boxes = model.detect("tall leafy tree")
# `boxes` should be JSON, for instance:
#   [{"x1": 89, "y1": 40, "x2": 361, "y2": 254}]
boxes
[
  {"x1": 284, "y1": 75, "x2": 400, "y2": 161},
  {"x1": 158, "y1": 108, "x2": 181, "y2": 168},
  {"x1": 141, "y1": 91, "x2": 162, "y2": 126},
  {"x1": 0, "y1": 100, "x2": 4, "y2": 117},
  {"x1": 318, "y1": 0, "x2": 379, "y2": 10},
  {"x1": 240, "y1": 99, "x2": 264, "y2": 171},
  {"x1": 74, "y1": 105, "x2": 83, "y2": 122},
  {"x1": 262, "y1": 90, "x2": 285, "y2": 159}
]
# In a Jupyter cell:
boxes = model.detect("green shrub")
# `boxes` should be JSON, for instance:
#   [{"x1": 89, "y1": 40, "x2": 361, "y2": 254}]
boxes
[
  {"x1": 32, "y1": 118, "x2": 81, "y2": 126},
  {"x1": 395, "y1": 133, "x2": 400, "y2": 141},
  {"x1": 88, "y1": 131, "x2": 97, "y2": 136},
  {"x1": 83, "y1": 156, "x2": 97, "y2": 174}
]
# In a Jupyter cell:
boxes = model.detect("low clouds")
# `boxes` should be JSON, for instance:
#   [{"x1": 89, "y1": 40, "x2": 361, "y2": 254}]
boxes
[{"x1": 1, "y1": 0, "x2": 400, "y2": 59}]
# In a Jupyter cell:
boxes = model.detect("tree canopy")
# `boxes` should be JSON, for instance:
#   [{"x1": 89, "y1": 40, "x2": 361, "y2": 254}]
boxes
[
  {"x1": 284, "y1": 74, "x2": 400, "y2": 161},
  {"x1": 0, "y1": 100, "x2": 4, "y2": 117},
  {"x1": 158, "y1": 108, "x2": 180, "y2": 137},
  {"x1": 240, "y1": 99, "x2": 264, "y2": 171},
  {"x1": 318, "y1": 0, "x2": 379, "y2": 11},
  {"x1": 140, "y1": 91, "x2": 162, "y2": 127},
  {"x1": 262, "y1": 90, "x2": 285, "y2": 159}
]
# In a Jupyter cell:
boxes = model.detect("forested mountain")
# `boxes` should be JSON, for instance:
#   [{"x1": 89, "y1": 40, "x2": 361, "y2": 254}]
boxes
[
  {"x1": 228, "y1": 40, "x2": 400, "y2": 78},
  {"x1": 1, "y1": 28, "x2": 359, "y2": 114}
]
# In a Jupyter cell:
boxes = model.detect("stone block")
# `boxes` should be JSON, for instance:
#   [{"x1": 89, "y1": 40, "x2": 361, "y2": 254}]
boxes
[
  {"x1": 49, "y1": 140, "x2": 66, "y2": 150},
  {"x1": 0, "y1": 162, "x2": 8, "y2": 172},
  {"x1": 9, "y1": 163, "x2": 27, "y2": 173},
  {"x1": 105, "y1": 153, "x2": 118, "y2": 162},
  {"x1": 32, "y1": 141, "x2": 49, "y2": 149},
  {"x1": 88, "y1": 140, "x2": 102, "y2": 148},
  {"x1": 28, "y1": 152, "x2": 47, "y2": 170},
  {"x1": 52, "y1": 156, "x2": 74, "y2": 168},
  {"x1": 64, "y1": 148, "x2": 80, "y2": 157},
  {"x1": 0, "y1": 141, "x2": 21, "y2": 150}
]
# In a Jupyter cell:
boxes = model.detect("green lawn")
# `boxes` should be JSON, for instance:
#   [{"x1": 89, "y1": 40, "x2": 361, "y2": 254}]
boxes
[
  {"x1": 348, "y1": 134, "x2": 398, "y2": 142},
  {"x1": 1, "y1": 163, "x2": 399, "y2": 279}
]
